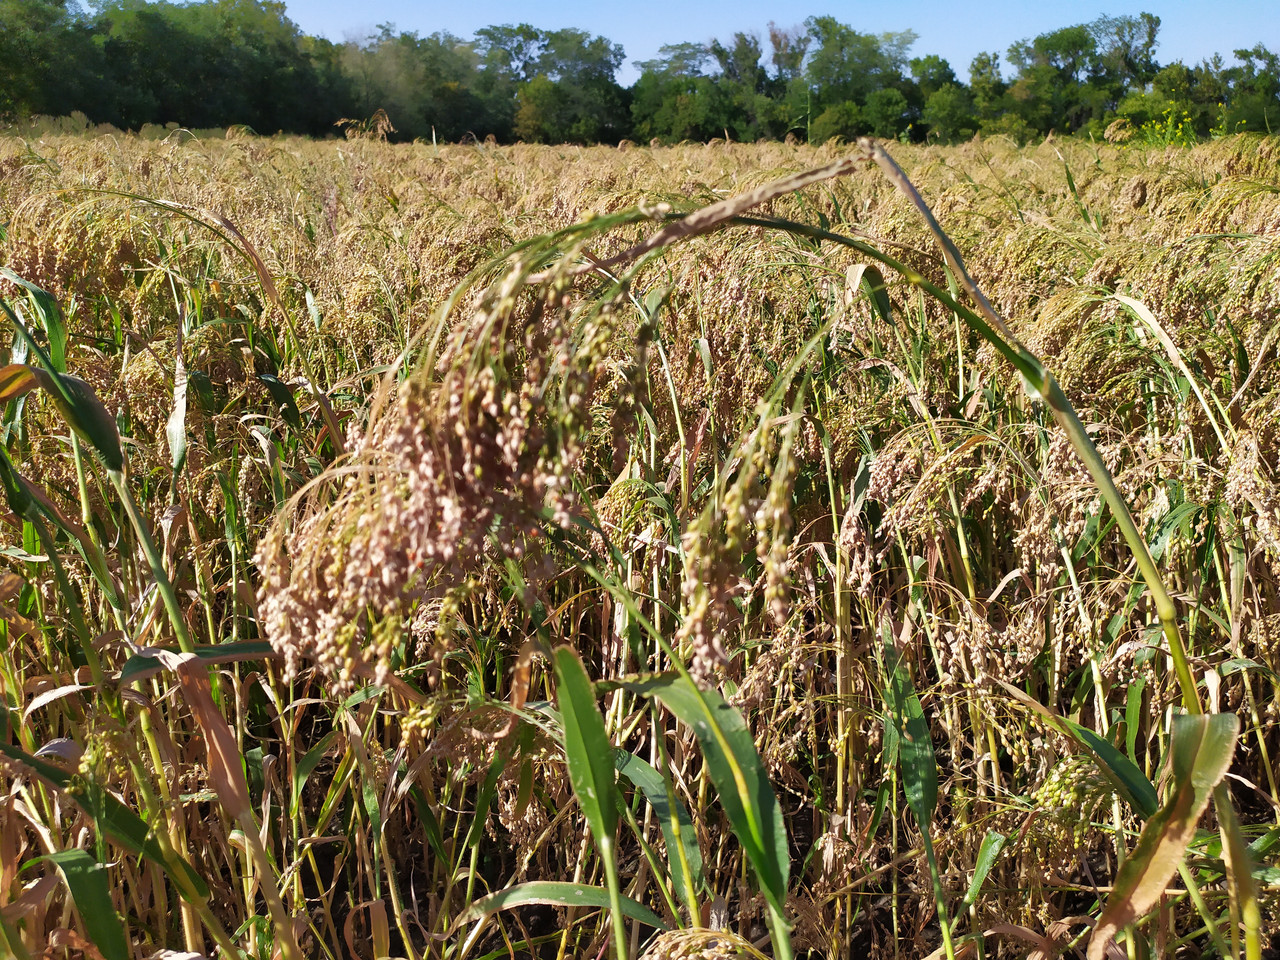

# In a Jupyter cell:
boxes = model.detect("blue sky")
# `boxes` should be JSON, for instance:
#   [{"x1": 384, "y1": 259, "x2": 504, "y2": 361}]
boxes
[{"x1": 279, "y1": 0, "x2": 1278, "y2": 84}]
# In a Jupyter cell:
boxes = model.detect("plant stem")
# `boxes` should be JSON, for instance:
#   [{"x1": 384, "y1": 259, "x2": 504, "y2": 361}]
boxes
[{"x1": 108, "y1": 469, "x2": 196, "y2": 654}]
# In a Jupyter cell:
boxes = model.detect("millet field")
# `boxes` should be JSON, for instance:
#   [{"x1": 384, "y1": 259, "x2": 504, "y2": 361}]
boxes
[{"x1": 1, "y1": 129, "x2": 1279, "y2": 960}]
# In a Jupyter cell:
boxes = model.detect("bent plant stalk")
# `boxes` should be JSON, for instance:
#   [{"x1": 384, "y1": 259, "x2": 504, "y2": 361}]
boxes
[
  {"x1": 1, "y1": 291, "x2": 298, "y2": 959},
  {"x1": 855, "y1": 139, "x2": 1202, "y2": 717},
  {"x1": 853, "y1": 142, "x2": 1255, "y2": 955},
  {"x1": 4, "y1": 138, "x2": 1262, "y2": 960},
  {"x1": 545, "y1": 140, "x2": 1199, "y2": 716},
  {"x1": 538, "y1": 138, "x2": 1238, "y2": 953}
]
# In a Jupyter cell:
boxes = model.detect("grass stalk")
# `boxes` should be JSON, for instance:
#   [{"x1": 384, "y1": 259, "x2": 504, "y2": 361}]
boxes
[
  {"x1": 106, "y1": 469, "x2": 196, "y2": 654},
  {"x1": 3, "y1": 134, "x2": 1277, "y2": 960}
]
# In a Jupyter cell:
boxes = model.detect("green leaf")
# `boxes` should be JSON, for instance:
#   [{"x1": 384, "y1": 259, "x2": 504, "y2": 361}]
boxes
[
  {"x1": 406, "y1": 784, "x2": 448, "y2": 861},
  {"x1": 0, "y1": 544, "x2": 45, "y2": 562},
  {"x1": 553, "y1": 647, "x2": 619, "y2": 849},
  {"x1": 0, "y1": 363, "x2": 40, "y2": 402},
  {"x1": 257, "y1": 373, "x2": 304, "y2": 433},
  {"x1": 1221, "y1": 657, "x2": 1275, "y2": 681},
  {"x1": 0, "y1": 743, "x2": 209, "y2": 900},
  {"x1": 623, "y1": 672, "x2": 789, "y2": 919},
  {"x1": 187, "y1": 369, "x2": 217, "y2": 415},
  {"x1": 961, "y1": 830, "x2": 1007, "y2": 910},
  {"x1": 117, "y1": 640, "x2": 277, "y2": 685},
  {"x1": 37, "y1": 850, "x2": 129, "y2": 960},
  {"x1": 1125, "y1": 678, "x2": 1147, "y2": 764},
  {"x1": 1147, "y1": 500, "x2": 1201, "y2": 563},
  {"x1": 846, "y1": 263, "x2": 893, "y2": 324},
  {"x1": 1061, "y1": 159, "x2": 1101, "y2": 233},
  {"x1": 1088, "y1": 713, "x2": 1239, "y2": 960},
  {"x1": 1215, "y1": 783, "x2": 1263, "y2": 960},
  {"x1": 291, "y1": 730, "x2": 338, "y2": 820},
  {"x1": 1249, "y1": 826, "x2": 1280, "y2": 859},
  {"x1": 0, "y1": 269, "x2": 67, "y2": 371},
  {"x1": 361, "y1": 761, "x2": 382, "y2": 835},
  {"x1": 305, "y1": 287, "x2": 323, "y2": 331},
  {"x1": 465, "y1": 881, "x2": 666, "y2": 930},
  {"x1": 0, "y1": 444, "x2": 34, "y2": 518},
  {"x1": 34, "y1": 369, "x2": 123, "y2": 472},
  {"x1": 462, "y1": 744, "x2": 510, "y2": 851},
  {"x1": 1, "y1": 290, "x2": 122, "y2": 471},
  {"x1": 551, "y1": 646, "x2": 630, "y2": 957},
  {"x1": 1069, "y1": 721, "x2": 1159, "y2": 820},
  {"x1": 615, "y1": 749, "x2": 705, "y2": 913},
  {"x1": 995, "y1": 679, "x2": 1158, "y2": 819},
  {"x1": 883, "y1": 643, "x2": 937, "y2": 828},
  {"x1": 167, "y1": 347, "x2": 189, "y2": 474}
]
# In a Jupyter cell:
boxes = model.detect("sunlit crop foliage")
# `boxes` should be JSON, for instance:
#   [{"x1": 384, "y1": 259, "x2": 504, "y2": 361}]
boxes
[{"x1": 0, "y1": 130, "x2": 1278, "y2": 959}]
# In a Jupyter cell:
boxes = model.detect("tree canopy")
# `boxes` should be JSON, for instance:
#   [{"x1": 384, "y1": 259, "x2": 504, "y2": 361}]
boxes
[{"x1": 1, "y1": 3, "x2": 1277, "y2": 145}]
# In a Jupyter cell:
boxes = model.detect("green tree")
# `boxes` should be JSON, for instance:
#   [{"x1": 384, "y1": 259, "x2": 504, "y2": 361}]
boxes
[
  {"x1": 968, "y1": 51, "x2": 1006, "y2": 126},
  {"x1": 477, "y1": 24, "x2": 625, "y2": 142},
  {"x1": 707, "y1": 31, "x2": 786, "y2": 138},
  {"x1": 910, "y1": 55, "x2": 958, "y2": 100},
  {"x1": 1008, "y1": 25, "x2": 1096, "y2": 83},
  {"x1": 636, "y1": 42, "x2": 711, "y2": 80},
  {"x1": 809, "y1": 101, "x2": 862, "y2": 141},
  {"x1": 514, "y1": 75, "x2": 568, "y2": 141},
  {"x1": 1116, "y1": 47, "x2": 1278, "y2": 139},
  {"x1": 767, "y1": 22, "x2": 809, "y2": 82},
  {"x1": 864, "y1": 87, "x2": 909, "y2": 138},
  {"x1": 766, "y1": 21, "x2": 811, "y2": 136},
  {"x1": 299, "y1": 35, "x2": 357, "y2": 133},
  {"x1": 1006, "y1": 23, "x2": 1100, "y2": 132},
  {"x1": 804, "y1": 17, "x2": 913, "y2": 111},
  {"x1": 923, "y1": 83, "x2": 975, "y2": 142},
  {"x1": 1226, "y1": 45, "x2": 1280, "y2": 132},
  {"x1": 92, "y1": 0, "x2": 340, "y2": 133},
  {"x1": 536, "y1": 28, "x2": 627, "y2": 142},
  {"x1": 473, "y1": 22, "x2": 543, "y2": 136},
  {"x1": 1090, "y1": 13, "x2": 1161, "y2": 93},
  {"x1": 538, "y1": 28, "x2": 623, "y2": 84},
  {"x1": 343, "y1": 27, "x2": 481, "y2": 141},
  {"x1": 902, "y1": 54, "x2": 959, "y2": 133},
  {"x1": 0, "y1": 0, "x2": 103, "y2": 119},
  {"x1": 710, "y1": 32, "x2": 765, "y2": 90},
  {"x1": 631, "y1": 43, "x2": 733, "y2": 142},
  {"x1": 1005, "y1": 13, "x2": 1162, "y2": 135},
  {"x1": 475, "y1": 22, "x2": 543, "y2": 82}
]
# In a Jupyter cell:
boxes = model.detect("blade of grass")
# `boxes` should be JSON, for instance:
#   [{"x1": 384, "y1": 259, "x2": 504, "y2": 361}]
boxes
[
  {"x1": 615, "y1": 748, "x2": 706, "y2": 921},
  {"x1": 464, "y1": 880, "x2": 666, "y2": 928},
  {"x1": 622, "y1": 672, "x2": 792, "y2": 959},
  {"x1": 961, "y1": 831, "x2": 1007, "y2": 911},
  {"x1": 856, "y1": 138, "x2": 1201, "y2": 717},
  {"x1": 553, "y1": 646, "x2": 628, "y2": 959},
  {"x1": 1088, "y1": 713, "x2": 1239, "y2": 960},
  {"x1": 36, "y1": 849, "x2": 130, "y2": 960},
  {"x1": 1215, "y1": 783, "x2": 1262, "y2": 960},
  {"x1": 882, "y1": 636, "x2": 953, "y2": 960}
]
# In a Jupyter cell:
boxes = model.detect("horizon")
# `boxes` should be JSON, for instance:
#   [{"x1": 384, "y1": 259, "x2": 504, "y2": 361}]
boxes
[{"x1": 277, "y1": 0, "x2": 1280, "y2": 85}]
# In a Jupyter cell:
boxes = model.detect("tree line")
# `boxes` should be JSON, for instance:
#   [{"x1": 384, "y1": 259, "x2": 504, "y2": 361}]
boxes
[{"x1": 3, "y1": 0, "x2": 1278, "y2": 143}]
